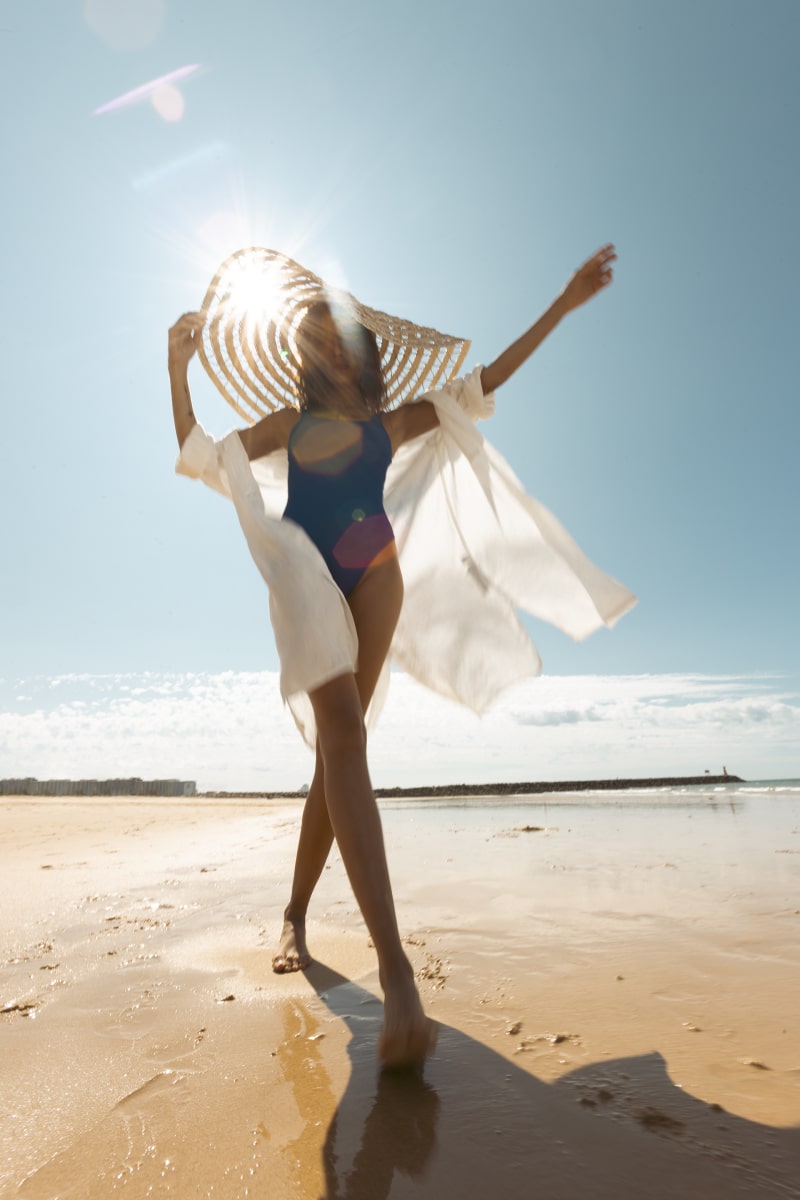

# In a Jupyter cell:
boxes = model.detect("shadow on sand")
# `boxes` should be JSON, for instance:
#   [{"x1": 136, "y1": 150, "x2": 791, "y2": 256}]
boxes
[{"x1": 303, "y1": 963, "x2": 799, "y2": 1200}]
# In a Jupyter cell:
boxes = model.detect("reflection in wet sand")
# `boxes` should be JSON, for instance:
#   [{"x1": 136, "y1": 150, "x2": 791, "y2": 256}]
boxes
[
  {"x1": 303, "y1": 965, "x2": 440, "y2": 1199},
  {"x1": 302, "y1": 964, "x2": 800, "y2": 1200},
  {"x1": 276, "y1": 1000, "x2": 336, "y2": 1197},
  {"x1": 324, "y1": 1068, "x2": 440, "y2": 1199}
]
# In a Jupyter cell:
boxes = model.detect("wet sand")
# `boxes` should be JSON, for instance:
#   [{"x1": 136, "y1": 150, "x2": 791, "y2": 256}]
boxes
[{"x1": 1, "y1": 790, "x2": 798, "y2": 1198}]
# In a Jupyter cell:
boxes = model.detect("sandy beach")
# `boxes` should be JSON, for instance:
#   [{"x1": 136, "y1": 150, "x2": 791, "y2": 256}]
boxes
[{"x1": 1, "y1": 787, "x2": 798, "y2": 1198}]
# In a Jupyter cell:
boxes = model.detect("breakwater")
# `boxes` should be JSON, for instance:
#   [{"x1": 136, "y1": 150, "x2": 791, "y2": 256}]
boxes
[
  {"x1": 201, "y1": 775, "x2": 742, "y2": 800},
  {"x1": 373, "y1": 775, "x2": 742, "y2": 798}
]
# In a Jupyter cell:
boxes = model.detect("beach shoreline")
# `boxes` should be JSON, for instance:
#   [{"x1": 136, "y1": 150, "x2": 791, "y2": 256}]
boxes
[
  {"x1": 1, "y1": 788, "x2": 798, "y2": 1197},
  {"x1": 2, "y1": 773, "x2": 744, "y2": 800}
]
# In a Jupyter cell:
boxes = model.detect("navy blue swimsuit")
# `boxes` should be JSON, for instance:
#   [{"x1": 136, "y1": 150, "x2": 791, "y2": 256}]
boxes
[{"x1": 283, "y1": 412, "x2": 395, "y2": 597}]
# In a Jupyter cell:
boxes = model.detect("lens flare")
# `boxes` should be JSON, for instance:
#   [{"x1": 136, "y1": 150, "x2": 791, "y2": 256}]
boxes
[
  {"x1": 133, "y1": 143, "x2": 229, "y2": 193},
  {"x1": 85, "y1": 0, "x2": 164, "y2": 51},
  {"x1": 93, "y1": 64, "x2": 199, "y2": 116},
  {"x1": 150, "y1": 83, "x2": 184, "y2": 122}
]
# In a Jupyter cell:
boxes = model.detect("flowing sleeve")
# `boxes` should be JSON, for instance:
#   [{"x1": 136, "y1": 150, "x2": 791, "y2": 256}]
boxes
[
  {"x1": 383, "y1": 366, "x2": 637, "y2": 715},
  {"x1": 175, "y1": 422, "x2": 359, "y2": 748},
  {"x1": 175, "y1": 422, "x2": 232, "y2": 497}
]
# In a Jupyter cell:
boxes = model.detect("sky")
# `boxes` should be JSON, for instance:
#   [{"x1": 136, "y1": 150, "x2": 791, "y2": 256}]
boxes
[{"x1": 1, "y1": 0, "x2": 798, "y2": 789}]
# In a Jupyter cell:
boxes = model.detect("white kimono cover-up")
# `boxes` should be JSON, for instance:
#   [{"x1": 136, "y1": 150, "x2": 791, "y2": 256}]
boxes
[{"x1": 176, "y1": 367, "x2": 637, "y2": 745}]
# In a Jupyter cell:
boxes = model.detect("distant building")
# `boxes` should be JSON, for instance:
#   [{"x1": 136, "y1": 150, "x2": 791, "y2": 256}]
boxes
[{"x1": 0, "y1": 778, "x2": 197, "y2": 797}]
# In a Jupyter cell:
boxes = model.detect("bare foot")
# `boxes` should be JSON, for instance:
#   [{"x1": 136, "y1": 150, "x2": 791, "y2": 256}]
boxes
[
  {"x1": 272, "y1": 913, "x2": 311, "y2": 974},
  {"x1": 379, "y1": 974, "x2": 438, "y2": 1070}
]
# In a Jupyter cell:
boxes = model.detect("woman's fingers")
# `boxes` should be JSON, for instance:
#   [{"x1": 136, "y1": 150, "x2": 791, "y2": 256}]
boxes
[
  {"x1": 592, "y1": 243, "x2": 617, "y2": 267},
  {"x1": 582, "y1": 245, "x2": 616, "y2": 291},
  {"x1": 168, "y1": 312, "x2": 205, "y2": 365},
  {"x1": 169, "y1": 311, "x2": 204, "y2": 338},
  {"x1": 581, "y1": 245, "x2": 616, "y2": 277},
  {"x1": 562, "y1": 245, "x2": 617, "y2": 312}
]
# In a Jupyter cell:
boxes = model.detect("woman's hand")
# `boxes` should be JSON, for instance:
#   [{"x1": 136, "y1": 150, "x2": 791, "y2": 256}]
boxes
[
  {"x1": 168, "y1": 311, "x2": 204, "y2": 373},
  {"x1": 168, "y1": 312, "x2": 204, "y2": 449},
  {"x1": 480, "y1": 244, "x2": 617, "y2": 395},
  {"x1": 559, "y1": 244, "x2": 617, "y2": 315}
]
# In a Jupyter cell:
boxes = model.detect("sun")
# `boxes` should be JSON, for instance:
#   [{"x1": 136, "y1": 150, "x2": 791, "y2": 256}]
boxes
[{"x1": 225, "y1": 257, "x2": 284, "y2": 331}]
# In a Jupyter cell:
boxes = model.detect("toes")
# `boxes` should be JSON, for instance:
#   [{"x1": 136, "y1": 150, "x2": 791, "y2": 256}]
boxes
[
  {"x1": 271, "y1": 945, "x2": 311, "y2": 975},
  {"x1": 272, "y1": 952, "x2": 307, "y2": 973}
]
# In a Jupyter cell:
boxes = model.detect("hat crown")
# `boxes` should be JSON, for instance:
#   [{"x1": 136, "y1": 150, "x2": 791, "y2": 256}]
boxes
[{"x1": 198, "y1": 247, "x2": 470, "y2": 421}]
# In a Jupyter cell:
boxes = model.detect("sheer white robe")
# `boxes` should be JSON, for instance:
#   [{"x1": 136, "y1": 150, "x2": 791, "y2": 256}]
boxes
[{"x1": 176, "y1": 367, "x2": 636, "y2": 745}]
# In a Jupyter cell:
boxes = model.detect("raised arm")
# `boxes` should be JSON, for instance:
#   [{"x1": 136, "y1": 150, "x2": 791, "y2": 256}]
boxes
[
  {"x1": 168, "y1": 312, "x2": 203, "y2": 449},
  {"x1": 168, "y1": 311, "x2": 297, "y2": 457},
  {"x1": 480, "y1": 244, "x2": 616, "y2": 395}
]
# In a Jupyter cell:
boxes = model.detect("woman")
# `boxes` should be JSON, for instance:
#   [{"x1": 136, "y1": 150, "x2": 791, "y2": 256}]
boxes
[{"x1": 168, "y1": 243, "x2": 628, "y2": 1068}]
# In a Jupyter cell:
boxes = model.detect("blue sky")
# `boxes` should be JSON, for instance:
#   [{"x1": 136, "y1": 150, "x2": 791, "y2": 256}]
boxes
[{"x1": 1, "y1": 1, "x2": 798, "y2": 787}]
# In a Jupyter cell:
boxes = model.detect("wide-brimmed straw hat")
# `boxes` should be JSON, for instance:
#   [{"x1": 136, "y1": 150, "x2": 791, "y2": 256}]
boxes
[{"x1": 197, "y1": 247, "x2": 470, "y2": 420}]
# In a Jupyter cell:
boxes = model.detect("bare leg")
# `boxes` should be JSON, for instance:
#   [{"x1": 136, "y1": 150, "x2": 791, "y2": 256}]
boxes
[
  {"x1": 310, "y1": 669, "x2": 434, "y2": 1068},
  {"x1": 273, "y1": 556, "x2": 400, "y2": 974},
  {"x1": 274, "y1": 558, "x2": 433, "y2": 1065},
  {"x1": 272, "y1": 744, "x2": 332, "y2": 972}
]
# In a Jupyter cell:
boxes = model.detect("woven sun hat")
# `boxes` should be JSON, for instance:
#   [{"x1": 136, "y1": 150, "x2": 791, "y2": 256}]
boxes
[{"x1": 197, "y1": 247, "x2": 471, "y2": 421}]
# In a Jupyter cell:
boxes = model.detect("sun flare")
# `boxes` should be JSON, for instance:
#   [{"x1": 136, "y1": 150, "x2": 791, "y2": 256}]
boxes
[{"x1": 225, "y1": 259, "x2": 285, "y2": 330}]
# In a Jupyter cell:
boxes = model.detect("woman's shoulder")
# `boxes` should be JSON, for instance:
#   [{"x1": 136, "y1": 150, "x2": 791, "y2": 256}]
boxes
[
  {"x1": 381, "y1": 400, "x2": 439, "y2": 455},
  {"x1": 241, "y1": 405, "x2": 300, "y2": 460}
]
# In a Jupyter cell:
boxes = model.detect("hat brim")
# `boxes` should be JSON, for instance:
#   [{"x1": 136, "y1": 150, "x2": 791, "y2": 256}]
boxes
[{"x1": 197, "y1": 247, "x2": 470, "y2": 421}]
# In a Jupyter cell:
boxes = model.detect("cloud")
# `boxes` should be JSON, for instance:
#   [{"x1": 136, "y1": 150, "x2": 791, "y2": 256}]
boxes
[
  {"x1": 512, "y1": 707, "x2": 603, "y2": 726},
  {"x1": 1, "y1": 671, "x2": 798, "y2": 792}
]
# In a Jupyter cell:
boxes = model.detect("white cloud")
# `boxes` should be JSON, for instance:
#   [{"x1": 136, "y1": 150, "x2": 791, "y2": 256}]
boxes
[{"x1": 0, "y1": 671, "x2": 797, "y2": 791}]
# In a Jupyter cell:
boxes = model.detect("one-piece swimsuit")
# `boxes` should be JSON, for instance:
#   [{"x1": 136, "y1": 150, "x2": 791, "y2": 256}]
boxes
[{"x1": 283, "y1": 411, "x2": 395, "y2": 597}]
